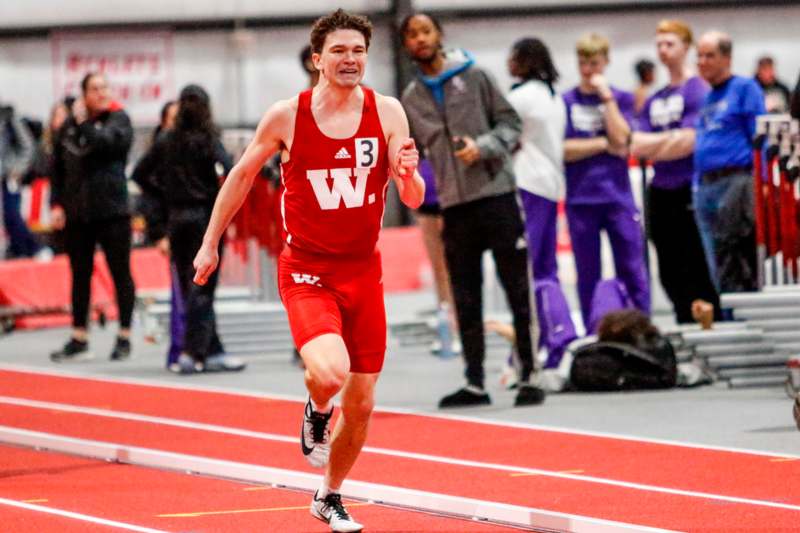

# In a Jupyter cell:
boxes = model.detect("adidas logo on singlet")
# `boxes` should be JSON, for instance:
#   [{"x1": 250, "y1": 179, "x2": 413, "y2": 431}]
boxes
[{"x1": 334, "y1": 147, "x2": 351, "y2": 159}]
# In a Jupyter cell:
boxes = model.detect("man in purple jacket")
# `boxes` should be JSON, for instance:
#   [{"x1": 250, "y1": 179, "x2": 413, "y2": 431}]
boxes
[{"x1": 563, "y1": 33, "x2": 650, "y2": 330}]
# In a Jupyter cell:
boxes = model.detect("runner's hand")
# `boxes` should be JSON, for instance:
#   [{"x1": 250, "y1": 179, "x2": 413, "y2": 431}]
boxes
[
  {"x1": 396, "y1": 138, "x2": 418, "y2": 179},
  {"x1": 193, "y1": 242, "x2": 219, "y2": 286}
]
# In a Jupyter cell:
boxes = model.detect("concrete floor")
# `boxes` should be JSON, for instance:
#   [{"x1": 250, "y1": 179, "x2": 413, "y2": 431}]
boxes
[{"x1": 0, "y1": 287, "x2": 797, "y2": 456}]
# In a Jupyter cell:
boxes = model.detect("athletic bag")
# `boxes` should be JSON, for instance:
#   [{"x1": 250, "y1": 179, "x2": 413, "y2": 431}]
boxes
[{"x1": 569, "y1": 310, "x2": 677, "y2": 391}]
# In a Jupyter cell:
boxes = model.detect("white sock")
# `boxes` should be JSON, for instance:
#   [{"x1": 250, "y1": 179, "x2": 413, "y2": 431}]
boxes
[
  {"x1": 310, "y1": 397, "x2": 332, "y2": 413},
  {"x1": 317, "y1": 482, "x2": 334, "y2": 499}
]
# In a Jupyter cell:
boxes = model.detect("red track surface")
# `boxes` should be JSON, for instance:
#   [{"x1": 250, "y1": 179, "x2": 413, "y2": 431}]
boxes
[
  {"x1": 1, "y1": 445, "x2": 517, "y2": 532},
  {"x1": 1, "y1": 369, "x2": 799, "y2": 531}
]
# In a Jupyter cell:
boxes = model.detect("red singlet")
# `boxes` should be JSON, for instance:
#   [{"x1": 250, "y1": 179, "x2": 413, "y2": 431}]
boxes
[{"x1": 280, "y1": 86, "x2": 389, "y2": 258}]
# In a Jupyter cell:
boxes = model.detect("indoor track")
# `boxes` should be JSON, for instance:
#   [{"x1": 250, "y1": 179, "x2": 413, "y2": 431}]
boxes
[{"x1": 1, "y1": 366, "x2": 798, "y2": 532}]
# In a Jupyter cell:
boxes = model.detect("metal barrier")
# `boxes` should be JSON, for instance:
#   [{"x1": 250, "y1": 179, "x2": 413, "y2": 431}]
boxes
[{"x1": 754, "y1": 114, "x2": 800, "y2": 287}]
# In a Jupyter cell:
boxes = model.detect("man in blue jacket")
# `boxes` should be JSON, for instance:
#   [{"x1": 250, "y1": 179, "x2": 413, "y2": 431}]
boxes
[{"x1": 694, "y1": 31, "x2": 765, "y2": 293}]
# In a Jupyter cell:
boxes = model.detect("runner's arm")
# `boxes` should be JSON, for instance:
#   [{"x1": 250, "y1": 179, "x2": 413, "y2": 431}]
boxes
[
  {"x1": 194, "y1": 100, "x2": 290, "y2": 284},
  {"x1": 380, "y1": 96, "x2": 425, "y2": 209}
]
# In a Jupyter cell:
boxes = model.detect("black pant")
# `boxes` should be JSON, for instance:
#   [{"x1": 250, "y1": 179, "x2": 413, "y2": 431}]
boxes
[
  {"x1": 168, "y1": 206, "x2": 224, "y2": 362},
  {"x1": 648, "y1": 185, "x2": 721, "y2": 323},
  {"x1": 65, "y1": 216, "x2": 135, "y2": 329},
  {"x1": 442, "y1": 193, "x2": 536, "y2": 388}
]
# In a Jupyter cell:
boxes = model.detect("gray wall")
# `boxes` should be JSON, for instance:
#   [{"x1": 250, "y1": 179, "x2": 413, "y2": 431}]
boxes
[{"x1": 2, "y1": 4, "x2": 798, "y2": 126}]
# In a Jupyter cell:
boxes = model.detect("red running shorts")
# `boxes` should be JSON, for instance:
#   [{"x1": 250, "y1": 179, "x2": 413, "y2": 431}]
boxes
[{"x1": 277, "y1": 247, "x2": 386, "y2": 373}]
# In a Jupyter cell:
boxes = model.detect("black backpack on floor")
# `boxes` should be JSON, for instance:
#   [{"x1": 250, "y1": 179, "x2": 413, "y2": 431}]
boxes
[{"x1": 570, "y1": 310, "x2": 677, "y2": 392}]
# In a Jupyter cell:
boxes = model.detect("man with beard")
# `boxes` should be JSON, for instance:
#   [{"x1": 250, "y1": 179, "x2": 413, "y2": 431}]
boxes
[{"x1": 400, "y1": 12, "x2": 546, "y2": 409}]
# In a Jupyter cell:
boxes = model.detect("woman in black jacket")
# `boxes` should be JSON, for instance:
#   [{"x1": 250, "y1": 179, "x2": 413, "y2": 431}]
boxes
[
  {"x1": 50, "y1": 73, "x2": 135, "y2": 363},
  {"x1": 133, "y1": 84, "x2": 244, "y2": 374}
]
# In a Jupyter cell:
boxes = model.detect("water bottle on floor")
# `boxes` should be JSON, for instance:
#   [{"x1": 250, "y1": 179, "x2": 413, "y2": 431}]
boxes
[{"x1": 436, "y1": 303, "x2": 455, "y2": 359}]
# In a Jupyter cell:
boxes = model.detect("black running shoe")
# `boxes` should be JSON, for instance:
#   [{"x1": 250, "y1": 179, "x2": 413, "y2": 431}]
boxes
[
  {"x1": 310, "y1": 491, "x2": 363, "y2": 532},
  {"x1": 50, "y1": 338, "x2": 92, "y2": 362},
  {"x1": 438, "y1": 386, "x2": 491, "y2": 408},
  {"x1": 301, "y1": 399, "x2": 333, "y2": 468},
  {"x1": 514, "y1": 383, "x2": 546, "y2": 407},
  {"x1": 109, "y1": 337, "x2": 131, "y2": 361}
]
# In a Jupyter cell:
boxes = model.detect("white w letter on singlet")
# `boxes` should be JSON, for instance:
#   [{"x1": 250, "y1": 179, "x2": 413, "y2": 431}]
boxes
[{"x1": 307, "y1": 168, "x2": 370, "y2": 210}]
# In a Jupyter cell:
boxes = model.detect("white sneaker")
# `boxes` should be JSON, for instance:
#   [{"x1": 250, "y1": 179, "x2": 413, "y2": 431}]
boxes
[
  {"x1": 301, "y1": 399, "x2": 333, "y2": 468},
  {"x1": 310, "y1": 491, "x2": 363, "y2": 532},
  {"x1": 34, "y1": 247, "x2": 54, "y2": 262}
]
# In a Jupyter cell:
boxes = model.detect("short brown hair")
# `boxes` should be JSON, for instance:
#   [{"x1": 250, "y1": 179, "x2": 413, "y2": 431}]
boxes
[
  {"x1": 656, "y1": 19, "x2": 693, "y2": 46},
  {"x1": 576, "y1": 33, "x2": 609, "y2": 59},
  {"x1": 310, "y1": 9, "x2": 372, "y2": 54}
]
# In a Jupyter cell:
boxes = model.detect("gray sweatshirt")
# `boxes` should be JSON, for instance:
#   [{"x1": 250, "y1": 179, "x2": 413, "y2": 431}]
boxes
[
  {"x1": 0, "y1": 111, "x2": 34, "y2": 180},
  {"x1": 401, "y1": 49, "x2": 521, "y2": 209}
]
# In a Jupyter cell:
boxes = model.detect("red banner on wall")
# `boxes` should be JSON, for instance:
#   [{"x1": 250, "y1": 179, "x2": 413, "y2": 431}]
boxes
[{"x1": 51, "y1": 31, "x2": 174, "y2": 126}]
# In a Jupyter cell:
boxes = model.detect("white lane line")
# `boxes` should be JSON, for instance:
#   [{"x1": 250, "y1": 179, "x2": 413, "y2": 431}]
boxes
[
  {"x1": 1, "y1": 363, "x2": 796, "y2": 460},
  {"x1": 1, "y1": 395, "x2": 799, "y2": 513},
  {"x1": 0, "y1": 497, "x2": 169, "y2": 533},
  {"x1": 0, "y1": 427, "x2": 679, "y2": 533}
]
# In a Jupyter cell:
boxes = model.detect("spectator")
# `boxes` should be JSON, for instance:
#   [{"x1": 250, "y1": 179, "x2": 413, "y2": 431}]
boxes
[
  {"x1": 631, "y1": 20, "x2": 721, "y2": 324},
  {"x1": 31, "y1": 98, "x2": 72, "y2": 181},
  {"x1": 299, "y1": 44, "x2": 321, "y2": 87},
  {"x1": 694, "y1": 31, "x2": 764, "y2": 293},
  {"x1": 633, "y1": 58, "x2": 656, "y2": 115},
  {"x1": 132, "y1": 84, "x2": 245, "y2": 374},
  {"x1": 754, "y1": 56, "x2": 791, "y2": 113},
  {"x1": 134, "y1": 100, "x2": 183, "y2": 367},
  {"x1": 29, "y1": 98, "x2": 73, "y2": 255},
  {"x1": 791, "y1": 72, "x2": 800, "y2": 119},
  {"x1": 415, "y1": 157, "x2": 460, "y2": 357},
  {"x1": 137, "y1": 100, "x2": 178, "y2": 249},
  {"x1": 154, "y1": 100, "x2": 178, "y2": 141},
  {"x1": 49, "y1": 72, "x2": 136, "y2": 362},
  {"x1": 562, "y1": 33, "x2": 650, "y2": 330},
  {"x1": 401, "y1": 12, "x2": 546, "y2": 408},
  {"x1": 1, "y1": 102, "x2": 47, "y2": 260},
  {"x1": 506, "y1": 37, "x2": 577, "y2": 369}
]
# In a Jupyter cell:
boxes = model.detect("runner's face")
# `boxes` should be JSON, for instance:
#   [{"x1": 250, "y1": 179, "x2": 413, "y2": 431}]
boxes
[
  {"x1": 656, "y1": 33, "x2": 688, "y2": 69},
  {"x1": 403, "y1": 15, "x2": 441, "y2": 62},
  {"x1": 315, "y1": 29, "x2": 367, "y2": 88},
  {"x1": 578, "y1": 54, "x2": 607, "y2": 83}
]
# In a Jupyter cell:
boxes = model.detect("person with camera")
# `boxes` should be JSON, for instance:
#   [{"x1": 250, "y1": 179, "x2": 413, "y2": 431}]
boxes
[
  {"x1": 400, "y1": 12, "x2": 545, "y2": 409},
  {"x1": 49, "y1": 72, "x2": 136, "y2": 362}
]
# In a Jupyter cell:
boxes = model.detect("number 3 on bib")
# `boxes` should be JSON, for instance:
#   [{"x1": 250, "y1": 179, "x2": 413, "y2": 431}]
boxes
[{"x1": 355, "y1": 137, "x2": 378, "y2": 169}]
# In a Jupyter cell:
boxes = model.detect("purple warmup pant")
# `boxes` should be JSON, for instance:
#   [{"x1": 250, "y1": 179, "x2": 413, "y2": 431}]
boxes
[
  {"x1": 519, "y1": 190, "x2": 577, "y2": 368},
  {"x1": 167, "y1": 262, "x2": 186, "y2": 367},
  {"x1": 566, "y1": 202, "x2": 650, "y2": 329},
  {"x1": 519, "y1": 190, "x2": 559, "y2": 283}
]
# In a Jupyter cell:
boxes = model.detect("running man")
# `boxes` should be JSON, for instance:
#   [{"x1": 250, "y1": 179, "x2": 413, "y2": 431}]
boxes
[{"x1": 193, "y1": 9, "x2": 424, "y2": 532}]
